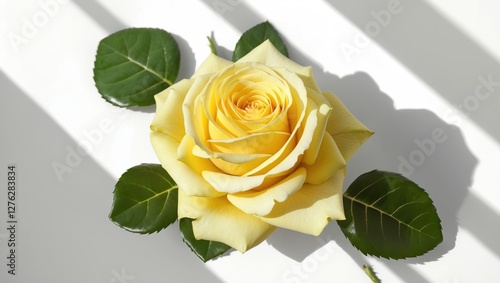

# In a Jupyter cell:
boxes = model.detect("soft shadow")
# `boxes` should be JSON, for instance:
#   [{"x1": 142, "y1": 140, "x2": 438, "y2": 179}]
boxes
[
  {"x1": 327, "y1": 224, "x2": 431, "y2": 283},
  {"x1": 269, "y1": 70, "x2": 476, "y2": 264},
  {"x1": 209, "y1": 32, "x2": 234, "y2": 61},
  {"x1": 173, "y1": 34, "x2": 196, "y2": 82},
  {"x1": 325, "y1": 72, "x2": 477, "y2": 265},
  {"x1": 198, "y1": 0, "x2": 480, "y2": 280},
  {"x1": 459, "y1": 193, "x2": 500, "y2": 258},
  {"x1": 323, "y1": 0, "x2": 500, "y2": 260},
  {"x1": 1, "y1": 67, "x2": 223, "y2": 283},
  {"x1": 271, "y1": 70, "x2": 477, "y2": 282},
  {"x1": 71, "y1": 0, "x2": 127, "y2": 33},
  {"x1": 128, "y1": 104, "x2": 156, "y2": 113},
  {"x1": 325, "y1": 0, "x2": 500, "y2": 144},
  {"x1": 268, "y1": 228, "x2": 329, "y2": 261}
]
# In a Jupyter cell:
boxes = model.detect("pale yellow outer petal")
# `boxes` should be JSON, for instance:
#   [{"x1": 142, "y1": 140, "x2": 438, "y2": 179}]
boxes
[
  {"x1": 150, "y1": 79, "x2": 192, "y2": 141},
  {"x1": 177, "y1": 135, "x2": 226, "y2": 197},
  {"x1": 183, "y1": 75, "x2": 213, "y2": 155},
  {"x1": 304, "y1": 133, "x2": 346, "y2": 184},
  {"x1": 323, "y1": 91, "x2": 373, "y2": 161},
  {"x1": 237, "y1": 40, "x2": 312, "y2": 77},
  {"x1": 191, "y1": 53, "x2": 232, "y2": 78},
  {"x1": 299, "y1": 73, "x2": 322, "y2": 94},
  {"x1": 258, "y1": 169, "x2": 346, "y2": 235},
  {"x1": 150, "y1": 80, "x2": 223, "y2": 198},
  {"x1": 227, "y1": 167, "x2": 307, "y2": 216},
  {"x1": 178, "y1": 190, "x2": 276, "y2": 253},
  {"x1": 150, "y1": 132, "x2": 223, "y2": 198},
  {"x1": 301, "y1": 99, "x2": 331, "y2": 165}
]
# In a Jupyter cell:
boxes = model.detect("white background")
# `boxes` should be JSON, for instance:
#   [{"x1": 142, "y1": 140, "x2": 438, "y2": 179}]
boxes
[{"x1": 1, "y1": 0, "x2": 500, "y2": 282}]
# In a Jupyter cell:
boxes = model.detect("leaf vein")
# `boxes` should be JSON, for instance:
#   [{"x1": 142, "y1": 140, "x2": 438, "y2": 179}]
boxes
[
  {"x1": 344, "y1": 195, "x2": 438, "y2": 238},
  {"x1": 102, "y1": 42, "x2": 173, "y2": 85}
]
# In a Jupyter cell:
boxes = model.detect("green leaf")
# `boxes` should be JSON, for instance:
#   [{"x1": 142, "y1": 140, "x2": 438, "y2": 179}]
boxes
[
  {"x1": 232, "y1": 21, "x2": 288, "y2": 62},
  {"x1": 179, "y1": 218, "x2": 232, "y2": 262},
  {"x1": 337, "y1": 170, "x2": 443, "y2": 259},
  {"x1": 109, "y1": 164, "x2": 178, "y2": 234},
  {"x1": 93, "y1": 28, "x2": 180, "y2": 107}
]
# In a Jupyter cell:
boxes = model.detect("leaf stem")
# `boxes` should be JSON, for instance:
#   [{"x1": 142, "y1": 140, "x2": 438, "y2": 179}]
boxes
[
  {"x1": 363, "y1": 265, "x2": 382, "y2": 283},
  {"x1": 207, "y1": 33, "x2": 218, "y2": 56}
]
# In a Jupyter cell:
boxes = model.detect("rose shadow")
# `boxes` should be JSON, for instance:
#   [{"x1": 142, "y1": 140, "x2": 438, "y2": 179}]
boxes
[
  {"x1": 266, "y1": 70, "x2": 477, "y2": 279},
  {"x1": 188, "y1": 2, "x2": 475, "y2": 267}
]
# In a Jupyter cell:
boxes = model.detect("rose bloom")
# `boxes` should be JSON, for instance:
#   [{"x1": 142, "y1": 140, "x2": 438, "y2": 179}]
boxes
[{"x1": 150, "y1": 41, "x2": 372, "y2": 252}]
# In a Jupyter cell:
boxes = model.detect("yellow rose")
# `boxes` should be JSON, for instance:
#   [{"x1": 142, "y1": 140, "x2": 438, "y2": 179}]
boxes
[{"x1": 150, "y1": 40, "x2": 372, "y2": 252}]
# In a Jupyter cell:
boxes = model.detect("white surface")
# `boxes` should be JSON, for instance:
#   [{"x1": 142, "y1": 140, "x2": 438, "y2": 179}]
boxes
[{"x1": 1, "y1": 0, "x2": 499, "y2": 282}]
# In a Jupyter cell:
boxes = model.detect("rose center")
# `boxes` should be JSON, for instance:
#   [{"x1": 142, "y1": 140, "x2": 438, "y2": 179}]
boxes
[{"x1": 243, "y1": 100, "x2": 264, "y2": 113}]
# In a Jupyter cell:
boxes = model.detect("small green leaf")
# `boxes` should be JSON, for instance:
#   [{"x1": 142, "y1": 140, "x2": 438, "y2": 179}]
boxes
[
  {"x1": 109, "y1": 164, "x2": 178, "y2": 234},
  {"x1": 232, "y1": 21, "x2": 288, "y2": 62},
  {"x1": 337, "y1": 170, "x2": 443, "y2": 259},
  {"x1": 179, "y1": 218, "x2": 232, "y2": 262},
  {"x1": 93, "y1": 28, "x2": 180, "y2": 107}
]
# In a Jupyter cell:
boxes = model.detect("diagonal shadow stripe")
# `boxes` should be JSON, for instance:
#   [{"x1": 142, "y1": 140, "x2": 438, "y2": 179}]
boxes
[
  {"x1": 324, "y1": 0, "x2": 500, "y2": 144},
  {"x1": 198, "y1": 0, "x2": 498, "y2": 281},
  {"x1": 459, "y1": 193, "x2": 500, "y2": 257},
  {"x1": 0, "y1": 68, "x2": 225, "y2": 282},
  {"x1": 197, "y1": 2, "x2": 432, "y2": 282},
  {"x1": 63, "y1": 0, "x2": 498, "y2": 280},
  {"x1": 71, "y1": 0, "x2": 128, "y2": 32},
  {"x1": 71, "y1": 0, "x2": 197, "y2": 100}
]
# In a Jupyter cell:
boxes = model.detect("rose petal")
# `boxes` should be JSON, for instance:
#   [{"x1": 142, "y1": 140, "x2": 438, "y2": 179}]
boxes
[
  {"x1": 178, "y1": 190, "x2": 276, "y2": 253},
  {"x1": 304, "y1": 133, "x2": 345, "y2": 184},
  {"x1": 183, "y1": 74, "x2": 216, "y2": 155},
  {"x1": 200, "y1": 105, "x2": 317, "y2": 194},
  {"x1": 237, "y1": 40, "x2": 311, "y2": 77},
  {"x1": 191, "y1": 53, "x2": 232, "y2": 78},
  {"x1": 150, "y1": 79, "x2": 193, "y2": 141},
  {"x1": 259, "y1": 169, "x2": 346, "y2": 235},
  {"x1": 200, "y1": 106, "x2": 319, "y2": 193},
  {"x1": 302, "y1": 95, "x2": 332, "y2": 165},
  {"x1": 227, "y1": 167, "x2": 307, "y2": 216},
  {"x1": 208, "y1": 131, "x2": 289, "y2": 155},
  {"x1": 299, "y1": 73, "x2": 322, "y2": 94},
  {"x1": 209, "y1": 155, "x2": 270, "y2": 176},
  {"x1": 213, "y1": 64, "x2": 292, "y2": 135},
  {"x1": 208, "y1": 131, "x2": 290, "y2": 177},
  {"x1": 247, "y1": 107, "x2": 317, "y2": 176},
  {"x1": 177, "y1": 135, "x2": 229, "y2": 187},
  {"x1": 150, "y1": 132, "x2": 223, "y2": 198},
  {"x1": 202, "y1": 171, "x2": 267, "y2": 193},
  {"x1": 192, "y1": 145, "x2": 269, "y2": 164},
  {"x1": 323, "y1": 91, "x2": 373, "y2": 161}
]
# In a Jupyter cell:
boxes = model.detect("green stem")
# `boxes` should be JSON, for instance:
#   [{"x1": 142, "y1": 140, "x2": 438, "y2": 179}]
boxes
[
  {"x1": 207, "y1": 33, "x2": 218, "y2": 56},
  {"x1": 363, "y1": 265, "x2": 382, "y2": 283}
]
